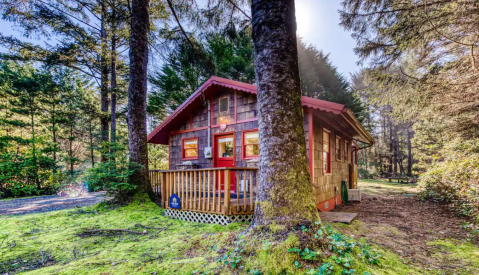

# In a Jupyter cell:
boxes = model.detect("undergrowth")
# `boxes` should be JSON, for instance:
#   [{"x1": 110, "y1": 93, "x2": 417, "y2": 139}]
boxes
[
  {"x1": 216, "y1": 221, "x2": 382, "y2": 275},
  {"x1": 0, "y1": 196, "x2": 448, "y2": 274},
  {"x1": 419, "y1": 139, "x2": 479, "y2": 224}
]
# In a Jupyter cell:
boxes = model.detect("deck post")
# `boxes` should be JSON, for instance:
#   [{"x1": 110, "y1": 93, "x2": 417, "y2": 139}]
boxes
[
  {"x1": 161, "y1": 172, "x2": 167, "y2": 208},
  {"x1": 225, "y1": 169, "x2": 231, "y2": 215}
]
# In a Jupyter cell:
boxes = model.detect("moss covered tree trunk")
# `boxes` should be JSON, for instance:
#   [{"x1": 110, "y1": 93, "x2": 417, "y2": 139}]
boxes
[
  {"x1": 100, "y1": 0, "x2": 109, "y2": 163},
  {"x1": 127, "y1": 0, "x2": 155, "y2": 201},
  {"x1": 250, "y1": 0, "x2": 319, "y2": 229}
]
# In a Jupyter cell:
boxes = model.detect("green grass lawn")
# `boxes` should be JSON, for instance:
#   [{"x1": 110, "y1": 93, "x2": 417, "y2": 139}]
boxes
[
  {"x1": 357, "y1": 178, "x2": 418, "y2": 196},
  {"x1": 0, "y1": 184, "x2": 476, "y2": 275}
]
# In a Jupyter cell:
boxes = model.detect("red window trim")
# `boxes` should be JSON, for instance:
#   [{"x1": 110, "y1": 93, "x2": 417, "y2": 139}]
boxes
[
  {"x1": 344, "y1": 140, "x2": 349, "y2": 162},
  {"x1": 168, "y1": 134, "x2": 171, "y2": 169},
  {"x1": 242, "y1": 129, "x2": 259, "y2": 160},
  {"x1": 335, "y1": 135, "x2": 342, "y2": 161},
  {"x1": 181, "y1": 137, "x2": 199, "y2": 160},
  {"x1": 323, "y1": 128, "x2": 331, "y2": 174}
]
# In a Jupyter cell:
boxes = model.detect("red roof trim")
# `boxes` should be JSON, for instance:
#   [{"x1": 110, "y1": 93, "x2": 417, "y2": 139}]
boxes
[
  {"x1": 147, "y1": 76, "x2": 256, "y2": 142},
  {"x1": 148, "y1": 76, "x2": 372, "y2": 145}
]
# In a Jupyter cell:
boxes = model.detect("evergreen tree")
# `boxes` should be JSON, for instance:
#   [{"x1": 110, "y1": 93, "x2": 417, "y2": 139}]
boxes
[
  {"x1": 298, "y1": 40, "x2": 367, "y2": 122},
  {"x1": 127, "y1": 0, "x2": 155, "y2": 201},
  {"x1": 340, "y1": 0, "x2": 479, "y2": 136},
  {"x1": 148, "y1": 31, "x2": 367, "y2": 123},
  {"x1": 0, "y1": 0, "x2": 134, "y2": 162},
  {"x1": 250, "y1": 0, "x2": 319, "y2": 229}
]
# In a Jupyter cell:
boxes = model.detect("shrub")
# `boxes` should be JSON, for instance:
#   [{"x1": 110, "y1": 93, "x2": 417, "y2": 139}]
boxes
[
  {"x1": 419, "y1": 139, "x2": 479, "y2": 222},
  {"x1": 83, "y1": 143, "x2": 140, "y2": 203},
  {"x1": 0, "y1": 148, "x2": 56, "y2": 198}
]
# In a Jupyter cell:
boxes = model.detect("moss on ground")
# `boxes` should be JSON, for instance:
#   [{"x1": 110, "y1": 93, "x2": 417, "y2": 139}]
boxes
[
  {"x1": 358, "y1": 179, "x2": 417, "y2": 196},
  {"x1": 0, "y1": 196, "x2": 476, "y2": 274},
  {"x1": 427, "y1": 239, "x2": 479, "y2": 274}
]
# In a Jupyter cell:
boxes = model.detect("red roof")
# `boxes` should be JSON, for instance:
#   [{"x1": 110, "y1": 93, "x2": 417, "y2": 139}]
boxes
[{"x1": 147, "y1": 76, "x2": 373, "y2": 145}]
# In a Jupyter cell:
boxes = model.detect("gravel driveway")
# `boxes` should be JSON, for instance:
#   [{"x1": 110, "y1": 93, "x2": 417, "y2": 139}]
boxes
[{"x1": 0, "y1": 192, "x2": 107, "y2": 216}]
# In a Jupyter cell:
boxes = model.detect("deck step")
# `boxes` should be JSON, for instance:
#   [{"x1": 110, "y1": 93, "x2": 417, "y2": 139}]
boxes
[{"x1": 319, "y1": 212, "x2": 357, "y2": 224}]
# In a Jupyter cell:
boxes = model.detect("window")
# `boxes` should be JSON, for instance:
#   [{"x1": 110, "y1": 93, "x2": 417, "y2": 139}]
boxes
[
  {"x1": 323, "y1": 129, "x2": 331, "y2": 173},
  {"x1": 219, "y1": 97, "x2": 229, "y2": 115},
  {"x1": 344, "y1": 140, "x2": 349, "y2": 162},
  {"x1": 335, "y1": 136, "x2": 341, "y2": 161},
  {"x1": 182, "y1": 138, "x2": 198, "y2": 160},
  {"x1": 242, "y1": 130, "x2": 259, "y2": 159}
]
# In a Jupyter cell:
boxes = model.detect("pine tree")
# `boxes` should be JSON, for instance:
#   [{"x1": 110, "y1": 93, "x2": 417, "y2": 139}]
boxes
[
  {"x1": 340, "y1": 0, "x2": 479, "y2": 137},
  {"x1": 127, "y1": 0, "x2": 155, "y2": 201},
  {"x1": 250, "y1": 0, "x2": 319, "y2": 229}
]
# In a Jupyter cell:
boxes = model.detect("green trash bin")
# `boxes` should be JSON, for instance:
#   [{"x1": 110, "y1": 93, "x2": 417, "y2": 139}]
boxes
[{"x1": 341, "y1": 180, "x2": 349, "y2": 205}]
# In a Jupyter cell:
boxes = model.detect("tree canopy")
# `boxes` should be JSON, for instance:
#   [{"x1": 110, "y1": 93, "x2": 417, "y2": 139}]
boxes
[{"x1": 147, "y1": 30, "x2": 367, "y2": 125}]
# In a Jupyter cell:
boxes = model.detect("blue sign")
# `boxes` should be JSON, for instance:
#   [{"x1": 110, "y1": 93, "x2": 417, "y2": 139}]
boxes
[{"x1": 169, "y1": 194, "x2": 181, "y2": 209}]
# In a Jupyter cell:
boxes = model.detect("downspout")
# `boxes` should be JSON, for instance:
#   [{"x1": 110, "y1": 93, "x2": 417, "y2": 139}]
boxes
[{"x1": 207, "y1": 100, "x2": 211, "y2": 147}]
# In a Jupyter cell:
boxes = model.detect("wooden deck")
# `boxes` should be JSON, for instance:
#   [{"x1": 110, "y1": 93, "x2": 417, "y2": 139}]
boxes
[{"x1": 150, "y1": 168, "x2": 258, "y2": 216}]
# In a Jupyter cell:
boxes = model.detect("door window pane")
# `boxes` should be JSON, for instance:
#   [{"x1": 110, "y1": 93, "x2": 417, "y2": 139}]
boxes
[{"x1": 218, "y1": 137, "x2": 234, "y2": 158}]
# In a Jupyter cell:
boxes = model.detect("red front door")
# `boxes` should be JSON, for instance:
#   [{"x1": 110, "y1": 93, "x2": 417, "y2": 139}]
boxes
[{"x1": 214, "y1": 134, "x2": 235, "y2": 192}]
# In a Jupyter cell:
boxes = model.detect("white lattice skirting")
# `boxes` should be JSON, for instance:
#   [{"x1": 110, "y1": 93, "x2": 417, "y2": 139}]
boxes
[{"x1": 165, "y1": 209, "x2": 253, "y2": 226}]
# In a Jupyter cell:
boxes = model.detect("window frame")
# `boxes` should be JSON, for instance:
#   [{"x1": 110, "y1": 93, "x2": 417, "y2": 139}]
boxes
[
  {"x1": 323, "y1": 128, "x2": 331, "y2": 174},
  {"x1": 219, "y1": 96, "x2": 229, "y2": 115},
  {"x1": 335, "y1": 135, "x2": 342, "y2": 161},
  {"x1": 344, "y1": 140, "x2": 349, "y2": 162},
  {"x1": 181, "y1": 137, "x2": 199, "y2": 160},
  {"x1": 242, "y1": 129, "x2": 259, "y2": 160}
]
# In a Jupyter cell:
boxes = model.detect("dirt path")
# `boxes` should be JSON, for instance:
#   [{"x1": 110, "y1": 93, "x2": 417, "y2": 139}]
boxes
[
  {"x1": 334, "y1": 180, "x2": 479, "y2": 274},
  {"x1": 0, "y1": 192, "x2": 107, "y2": 216}
]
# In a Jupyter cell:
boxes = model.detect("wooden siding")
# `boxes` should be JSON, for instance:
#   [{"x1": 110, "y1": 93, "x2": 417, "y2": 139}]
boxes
[
  {"x1": 169, "y1": 88, "x2": 261, "y2": 169},
  {"x1": 166, "y1": 87, "x2": 353, "y2": 207},
  {"x1": 312, "y1": 117, "x2": 352, "y2": 204},
  {"x1": 236, "y1": 91, "x2": 257, "y2": 121}
]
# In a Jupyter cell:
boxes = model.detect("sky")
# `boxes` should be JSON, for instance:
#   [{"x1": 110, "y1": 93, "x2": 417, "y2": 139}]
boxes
[
  {"x1": 0, "y1": 0, "x2": 360, "y2": 77},
  {"x1": 295, "y1": 0, "x2": 360, "y2": 77}
]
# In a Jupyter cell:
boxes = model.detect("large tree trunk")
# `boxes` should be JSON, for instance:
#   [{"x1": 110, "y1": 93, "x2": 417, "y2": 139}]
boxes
[
  {"x1": 127, "y1": 0, "x2": 155, "y2": 200},
  {"x1": 51, "y1": 101, "x2": 57, "y2": 171},
  {"x1": 392, "y1": 123, "x2": 398, "y2": 175},
  {"x1": 407, "y1": 126, "x2": 413, "y2": 176},
  {"x1": 394, "y1": 125, "x2": 404, "y2": 174},
  {"x1": 110, "y1": 0, "x2": 117, "y2": 146},
  {"x1": 250, "y1": 0, "x2": 319, "y2": 229},
  {"x1": 100, "y1": 0, "x2": 109, "y2": 162},
  {"x1": 387, "y1": 116, "x2": 394, "y2": 175},
  {"x1": 89, "y1": 119, "x2": 95, "y2": 167}
]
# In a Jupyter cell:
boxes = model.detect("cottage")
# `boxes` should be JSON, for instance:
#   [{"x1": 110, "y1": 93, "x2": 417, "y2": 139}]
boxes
[{"x1": 148, "y1": 76, "x2": 373, "y2": 225}]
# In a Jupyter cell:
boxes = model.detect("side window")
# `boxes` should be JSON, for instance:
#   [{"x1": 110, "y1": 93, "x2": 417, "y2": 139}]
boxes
[
  {"x1": 335, "y1": 136, "x2": 341, "y2": 161},
  {"x1": 243, "y1": 130, "x2": 259, "y2": 159},
  {"x1": 344, "y1": 140, "x2": 349, "y2": 162},
  {"x1": 182, "y1": 138, "x2": 198, "y2": 160},
  {"x1": 323, "y1": 129, "x2": 331, "y2": 173}
]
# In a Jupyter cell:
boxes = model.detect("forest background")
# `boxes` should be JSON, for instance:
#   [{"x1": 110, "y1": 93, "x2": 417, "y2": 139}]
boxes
[{"x1": 0, "y1": 0, "x2": 477, "y2": 224}]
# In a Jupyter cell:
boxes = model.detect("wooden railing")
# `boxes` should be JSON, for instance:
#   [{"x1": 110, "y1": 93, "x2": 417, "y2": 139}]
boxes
[{"x1": 150, "y1": 168, "x2": 258, "y2": 215}]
